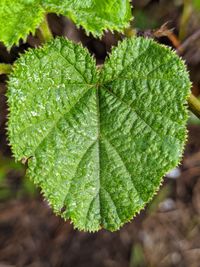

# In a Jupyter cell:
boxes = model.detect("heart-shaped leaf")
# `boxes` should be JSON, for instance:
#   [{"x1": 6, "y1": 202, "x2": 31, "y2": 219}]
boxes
[{"x1": 7, "y1": 37, "x2": 191, "y2": 231}]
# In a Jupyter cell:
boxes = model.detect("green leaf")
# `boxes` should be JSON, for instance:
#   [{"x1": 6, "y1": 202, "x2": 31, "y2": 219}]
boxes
[
  {"x1": 43, "y1": 0, "x2": 132, "y2": 36},
  {"x1": 0, "y1": 0, "x2": 44, "y2": 48},
  {"x1": 0, "y1": 0, "x2": 132, "y2": 48},
  {"x1": 7, "y1": 37, "x2": 191, "y2": 231}
]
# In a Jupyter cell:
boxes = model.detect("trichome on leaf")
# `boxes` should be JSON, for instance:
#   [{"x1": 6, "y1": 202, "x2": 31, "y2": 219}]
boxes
[{"x1": 7, "y1": 37, "x2": 191, "y2": 231}]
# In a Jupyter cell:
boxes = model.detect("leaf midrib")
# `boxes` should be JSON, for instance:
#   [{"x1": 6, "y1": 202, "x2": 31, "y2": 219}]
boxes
[{"x1": 95, "y1": 85, "x2": 102, "y2": 224}]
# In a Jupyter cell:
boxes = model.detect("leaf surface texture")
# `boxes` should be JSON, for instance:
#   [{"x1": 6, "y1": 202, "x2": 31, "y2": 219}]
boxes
[
  {"x1": 44, "y1": 0, "x2": 132, "y2": 36},
  {"x1": 7, "y1": 37, "x2": 191, "y2": 231},
  {"x1": 0, "y1": 0, "x2": 132, "y2": 48},
  {"x1": 0, "y1": 0, "x2": 44, "y2": 48}
]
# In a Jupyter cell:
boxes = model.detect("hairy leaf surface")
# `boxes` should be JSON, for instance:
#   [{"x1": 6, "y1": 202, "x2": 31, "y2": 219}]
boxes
[
  {"x1": 0, "y1": 0, "x2": 132, "y2": 48},
  {"x1": 7, "y1": 37, "x2": 191, "y2": 231},
  {"x1": 0, "y1": 0, "x2": 44, "y2": 48},
  {"x1": 43, "y1": 0, "x2": 132, "y2": 36}
]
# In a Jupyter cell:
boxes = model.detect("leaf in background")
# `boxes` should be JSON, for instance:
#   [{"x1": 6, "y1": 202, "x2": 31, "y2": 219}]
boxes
[
  {"x1": 43, "y1": 0, "x2": 132, "y2": 36},
  {"x1": 0, "y1": 0, "x2": 132, "y2": 48},
  {"x1": 7, "y1": 37, "x2": 191, "y2": 231},
  {"x1": 0, "y1": 0, "x2": 44, "y2": 48}
]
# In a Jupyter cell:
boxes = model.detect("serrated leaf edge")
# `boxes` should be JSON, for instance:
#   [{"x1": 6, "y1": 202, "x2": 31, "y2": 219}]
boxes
[{"x1": 6, "y1": 36, "x2": 191, "y2": 232}]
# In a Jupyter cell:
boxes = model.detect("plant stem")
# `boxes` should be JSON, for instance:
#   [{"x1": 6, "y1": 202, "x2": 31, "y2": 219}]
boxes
[
  {"x1": 179, "y1": 0, "x2": 193, "y2": 41},
  {"x1": 188, "y1": 94, "x2": 200, "y2": 119},
  {"x1": 39, "y1": 15, "x2": 53, "y2": 43},
  {"x1": 0, "y1": 63, "x2": 12, "y2": 75}
]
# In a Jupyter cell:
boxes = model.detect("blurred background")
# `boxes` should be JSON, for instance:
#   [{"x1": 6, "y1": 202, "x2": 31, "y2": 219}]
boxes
[{"x1": 0, "y1": 0, "x2": 200, "y2": 266}]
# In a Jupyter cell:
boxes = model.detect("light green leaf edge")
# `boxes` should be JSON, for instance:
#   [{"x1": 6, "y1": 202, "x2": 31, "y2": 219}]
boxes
[
  {"x1": 43, "y1": 0, "x2": 133, "y2": 37},
  {"x1": 0, "y1": 0, "x2": 45, "y2": 49},
  {"x1": 0, "y1": 0, "x2": 132, "y2": 49},
  {"x1": 7, "y1": 37, "x2": 191, "y2": 232}
]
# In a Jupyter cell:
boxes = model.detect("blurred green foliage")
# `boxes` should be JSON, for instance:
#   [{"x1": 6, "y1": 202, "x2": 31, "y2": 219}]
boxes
[
  {"x1": 193, "y1": 0, "x2": 200, "y2": 10},
  {"x1": 133, "y1": 9, "x2": 158, "y2": 29},
  {"x1": 130, "y1": 243, "x2": 146, "y2": 267},
  {"x1": 0, "y1": 154, "x2": 36, "y2": 200}
]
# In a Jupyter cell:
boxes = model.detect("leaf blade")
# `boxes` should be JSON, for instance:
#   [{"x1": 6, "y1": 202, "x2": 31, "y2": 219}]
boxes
[
  {"x1": 0, "y1": 0, "x2": 44, "y2": 48},
  {"x1": 43, "y1": 0, "x2": 132, "y2": 36},
  {"x1": 7, "y1": 37, "x2": 191, "y2": 231},
  {"x1": 0, "y1": 0, "x2": 132, "y2": 48}
]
